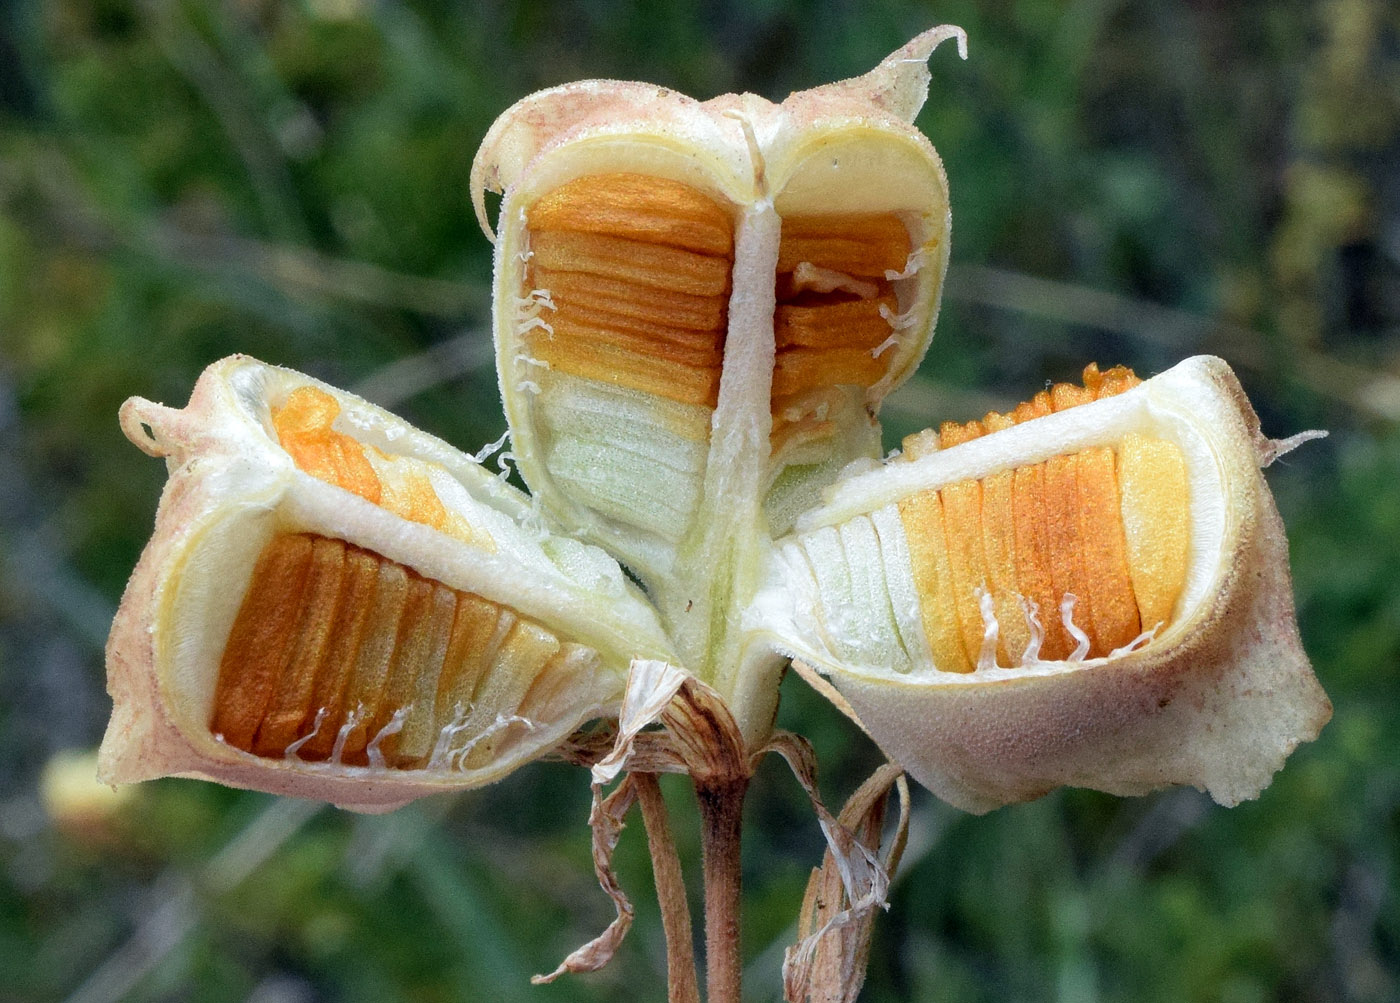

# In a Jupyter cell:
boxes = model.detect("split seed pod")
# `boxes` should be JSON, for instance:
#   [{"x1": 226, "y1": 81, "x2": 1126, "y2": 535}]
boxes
[
  {"x1": 472, "y1": 27, "x2": 964, "y2": 727},
  {"x1": 101, "y1": 358, "x2": 673, "y2": 812},
  {"x1": 758, "y1": 357, "x2": 1332, "y2": 813},
  {"x1": 102, "y1": 27, "x2": 1328, "y2": 820}
]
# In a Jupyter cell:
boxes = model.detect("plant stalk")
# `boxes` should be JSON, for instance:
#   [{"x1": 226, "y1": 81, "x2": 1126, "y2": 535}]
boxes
[
  {"x1": 697, "y1": 777, "x2": 748, "y2": 1003},
  {"x1": 635, "y1": 773, "x2": 701, "y2": 1003}
]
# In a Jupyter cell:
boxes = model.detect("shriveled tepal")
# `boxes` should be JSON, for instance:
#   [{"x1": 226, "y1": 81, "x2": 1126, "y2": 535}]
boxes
[{"x1": 99, "y1": 25, "x2": 1329, "y2": 1003}]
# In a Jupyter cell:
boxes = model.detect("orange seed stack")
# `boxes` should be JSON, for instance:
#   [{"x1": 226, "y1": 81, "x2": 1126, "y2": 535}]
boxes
[
  {"x1": 210, "y1": 533, "x2": 596, "y2": 769},
  {"x1": 771, "y1": 213, "x2": 911, "y2": 449},
  {"x1": 896, "y1": 364, "x2": 1190, "y2": 671},
  {"x1": 524, "y1": 173, "x2": 734, "y2": 408}
]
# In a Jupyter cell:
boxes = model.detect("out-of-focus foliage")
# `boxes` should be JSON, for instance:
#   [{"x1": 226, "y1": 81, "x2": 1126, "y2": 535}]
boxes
[{"x1": 1, "y1": 1, "x2": 1396, "y2": 1000}]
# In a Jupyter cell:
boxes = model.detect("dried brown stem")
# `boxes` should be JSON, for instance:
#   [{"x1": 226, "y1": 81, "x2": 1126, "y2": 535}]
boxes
[
  {"x1": 697, "y1": 778, "x2": 748, "y2": 1003},
  {"x1": 635, "y1": 773, "x2": 701, "y2": 1003}
]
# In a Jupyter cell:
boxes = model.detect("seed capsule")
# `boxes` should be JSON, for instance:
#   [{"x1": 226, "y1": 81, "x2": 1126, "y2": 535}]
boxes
[
  {"x1": 763, "y1": 356, "x2": 1331, "y2": 812},
  {"x1": 100, "y1": 357, "x2": 674, "y2": 812},
  {"x1": 103, "y1": 30, "x2": 1328, "y2": 823},
  {"x1": 474, "y1": 28, "x2": 963, "y2": 701}
]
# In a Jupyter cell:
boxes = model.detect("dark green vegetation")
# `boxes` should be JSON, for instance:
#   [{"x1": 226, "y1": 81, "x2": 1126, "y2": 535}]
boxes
[{"x1": 1, "y1": 1, "x2": 1397, "y2": 1000}]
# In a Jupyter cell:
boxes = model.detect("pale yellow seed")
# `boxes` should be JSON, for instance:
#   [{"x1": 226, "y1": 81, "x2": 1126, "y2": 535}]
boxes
[{"x1": 1118, "y1": 432, "x2": 1190, "y2": 632}]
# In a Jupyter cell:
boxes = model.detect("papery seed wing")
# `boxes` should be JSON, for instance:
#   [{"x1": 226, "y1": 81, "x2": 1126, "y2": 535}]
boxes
[
  {"x1": 754, "y1": 356, "x2": 1330, "y2": 813},
  {"x1": 101, "y1": 357, "x2": 675, "y2": 813}
]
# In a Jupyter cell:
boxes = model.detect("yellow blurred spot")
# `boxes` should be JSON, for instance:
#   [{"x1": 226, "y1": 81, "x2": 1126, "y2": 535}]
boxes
[{"x1": 41, "y1": 748, "x2": 132, "y2": 839}]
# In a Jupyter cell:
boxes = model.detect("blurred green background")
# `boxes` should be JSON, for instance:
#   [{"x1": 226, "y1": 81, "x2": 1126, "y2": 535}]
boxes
[{"x1": 1, "y1": 0, "x2": 1397, "y2": 1000}]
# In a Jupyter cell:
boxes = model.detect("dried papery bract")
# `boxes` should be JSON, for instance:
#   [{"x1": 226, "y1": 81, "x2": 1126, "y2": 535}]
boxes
[
  {"x1": 760, "y1": 356, "x2": 1331, "y2": 813},
  {"x1": 101, "y1": 357, "x2": 674, "y2": 812},
  {"x1": 781, "y1": 758, "x2": 909, "y2": 1003}
]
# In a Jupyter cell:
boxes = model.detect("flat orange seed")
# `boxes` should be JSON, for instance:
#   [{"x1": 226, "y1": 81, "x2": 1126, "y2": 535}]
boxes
[
  {"x1": 1118, "y1": 432, "x2": 1190, "y2": 632},
  {"x1": 436, "y1": 599, "x2": 515, "y2": 730},
  {"x1": 979, "y1": 411, "x2": 1025, "y2": 663},
  {"x1": 252, "y1": 536, "x2": 347, "y2": 757},
  {"x1": 929, "y1": 421, "x2": 998, "y2": 664},
  {"x1": 212, "y1": 534, "x2": 315, "y2": 750},
  {"x1": 463, "y1": 621, "x2": 561, "y2": 768},
  {"x1": 274, "y1": 388, "x2": 382, "y2": 504},
  {"x1": 532, "y1": 268, "x2": 727, "y2": 333},
  {"x1": 940, "y1": 475, "x2": 994, "y2": 667},
  {"x1": 547, "y1": 314, "x2": 724, "y2": 369},
  {"x1": 1084, "y1": 362, "x2": 1142, "y2": 399},
  {"x1": 394, "y1": 583, "x2": 462, "y2": 767},
  {"x1": 775, "y1": 293, "x2": 899, "y2": 349},
  {"x1": 900, "y1": 427, "x2": 941, "y2": 461},
  {"x1": 370, "y1": 574, "x2": 439, "y2": 761},
  {"x1": 529, "y1": 230, "x2": 732, "y2": 298},
  {"x1": 1044, "y1": 453, "x2": 1094, "y2": 656},
  {"x1": 1074, "y1": 446, "x2": 1141, "y2": 656},
  {"x1": 372, "y1": 575, "x2": 456, "y2": 766},
  {"x1": 536, "y1": 335, "x2": 721, "y2": 407},
  {"x1": 518, "y1": 645, "x2": 598, "y2": 721},
  {"x1": 301, "y1": 545, "x2": 382, "y2": 761},
  {"x1": 777, "y1": 213, "x2": 911, "y2": 276},
  {"x1": 898, "y1": 490, "x2": 971, "y2": 673},
  {"x1": 1010, "y1": 390, "x2": 1053, "y2": 426},
  {"x1": 338, "y1": 561, "x2": 411, "y2": 766},
  {"x1": 528, "y1": 173, "x2": 734, "y2": 256},
  {"x1": 772, "y1": 347, "x2": 887, "y2": 398},
  {"x1": 1012, "y1": 462, "x2": 1068, "y2": 660}
]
